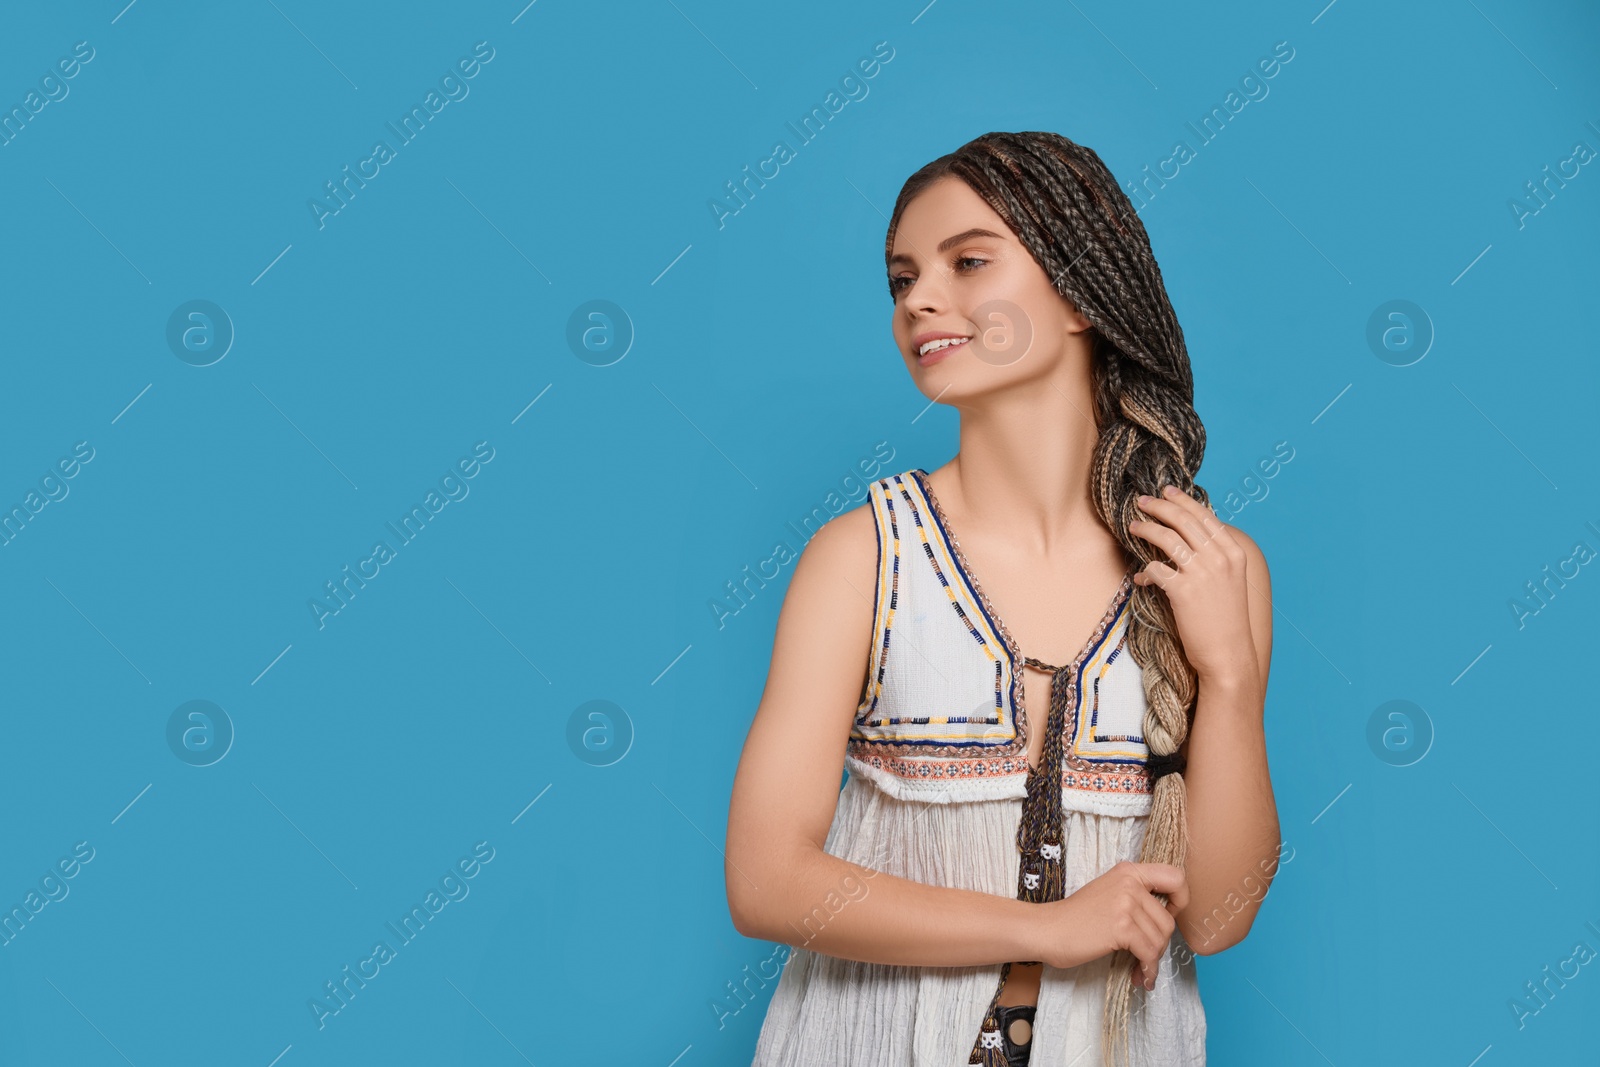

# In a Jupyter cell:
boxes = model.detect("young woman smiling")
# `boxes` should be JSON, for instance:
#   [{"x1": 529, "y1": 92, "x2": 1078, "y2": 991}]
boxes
[{"x1": 727, "y1": 131, "x2": 1279, "y2": 1066}]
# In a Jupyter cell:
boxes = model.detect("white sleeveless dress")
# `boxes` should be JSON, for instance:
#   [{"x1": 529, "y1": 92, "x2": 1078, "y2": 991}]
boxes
[{"x1": 750, "y1": 468, "x2": 1207, "y2": 1066}]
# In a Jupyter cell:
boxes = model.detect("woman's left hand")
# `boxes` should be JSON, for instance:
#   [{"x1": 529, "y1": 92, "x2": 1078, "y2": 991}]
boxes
[{"x1": 1128, "y1": 484, "x2": 1259, "y2": 684}]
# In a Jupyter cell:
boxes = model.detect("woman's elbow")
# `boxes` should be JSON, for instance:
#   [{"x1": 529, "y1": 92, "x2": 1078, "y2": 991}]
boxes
[
  {"x1": 726, "y1": 853, "x2": 774, "y2": 940},
  {"x1": 1189, "y1": 929, "x2": 1244, "y2": 956},
  {"x1": 1180, "y1": 909, "x2": 1258, "y2": 956},
  {"x1": 727, "y1": 888, "x2": 762, "y2": 940}
]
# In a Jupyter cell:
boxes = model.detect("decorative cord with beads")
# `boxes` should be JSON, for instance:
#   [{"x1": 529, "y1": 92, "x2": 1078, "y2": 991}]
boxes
[{"x1": 966, "y1": 654, "x2": 1080, "y2": 1065}]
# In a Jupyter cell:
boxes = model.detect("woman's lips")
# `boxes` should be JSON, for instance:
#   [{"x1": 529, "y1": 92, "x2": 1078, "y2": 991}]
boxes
[{"x1": 917, "y1": 338, "x2": 969, "y2": 366}]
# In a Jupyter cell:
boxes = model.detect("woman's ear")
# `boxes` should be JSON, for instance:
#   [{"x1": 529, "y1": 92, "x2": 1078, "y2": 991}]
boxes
[{"x1": 1062, "y1": 300, "x2": 1093, "y2": 334}]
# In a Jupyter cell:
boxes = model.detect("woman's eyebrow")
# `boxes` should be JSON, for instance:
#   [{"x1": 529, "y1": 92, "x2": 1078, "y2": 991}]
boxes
[{"x1": 887, "y1": 227, "x2": 1007, "y2": 267}]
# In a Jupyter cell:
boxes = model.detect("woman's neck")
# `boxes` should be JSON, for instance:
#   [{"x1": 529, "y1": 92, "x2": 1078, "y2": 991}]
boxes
[{"x1": 949, "y1": 377, "x2": 1104, "y2": 545}]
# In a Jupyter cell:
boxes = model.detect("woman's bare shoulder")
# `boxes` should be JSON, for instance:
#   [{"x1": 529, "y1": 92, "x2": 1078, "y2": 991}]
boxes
[
  {"x1": 725, "y1": 489, "x2": 884, "y2": 876},
  {"x1": 768, "y1": 491, "x2": 882, "y2": 668},
  {"x1": 797, "y1": 491, "x2": 879, "y2": 585}
]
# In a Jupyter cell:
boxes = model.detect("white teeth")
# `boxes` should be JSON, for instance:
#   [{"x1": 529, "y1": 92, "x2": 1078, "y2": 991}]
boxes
[{"x1": 919, "y1": 336, "x2": 970, "y2": 357}]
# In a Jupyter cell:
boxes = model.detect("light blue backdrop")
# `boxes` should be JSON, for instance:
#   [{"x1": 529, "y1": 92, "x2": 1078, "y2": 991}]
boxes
[{"x1": 1, "y1": 1, "x2": 1596, "y2": 1064}]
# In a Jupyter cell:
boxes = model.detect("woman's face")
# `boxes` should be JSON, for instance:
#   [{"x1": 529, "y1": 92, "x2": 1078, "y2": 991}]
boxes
[{"x1": 887, "y1": 176, "x2": 1090, "y2": 395}]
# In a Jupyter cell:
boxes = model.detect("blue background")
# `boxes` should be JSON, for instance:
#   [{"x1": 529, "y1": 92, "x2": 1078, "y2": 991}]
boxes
[{"x1": 1, "y1": 1, "x2": 1597, "y2": 1064}]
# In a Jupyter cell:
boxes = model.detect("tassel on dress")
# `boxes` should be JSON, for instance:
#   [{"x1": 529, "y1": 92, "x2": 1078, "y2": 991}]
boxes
[
  {"x1": 966, "y1": 659, "x2": 1075, "y2": 1063},
  {"x1": 968, "y1": 962, "x2": 1016, "y2": 1066}
]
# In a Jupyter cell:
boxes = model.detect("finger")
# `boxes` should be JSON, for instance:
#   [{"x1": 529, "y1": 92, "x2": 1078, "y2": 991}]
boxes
[
  {"x1": 1125, "y1": 904, "x2": 1164, "y2": 987},
  {"x1": 1136, "y1": 927, "x2": 1169, "y2": 991},
  {"x1": 1137, "y1": 860, "x2": 1190, "y2": 912},
  {"x1": 1136, "y1": 893, "x2": 1177, "y2": 980},
  {"x1": 1127, "y1": 954, "x2": 1158, "y2": 993},
  {"x1": 1159, "y1": 483, "x2": 1226, "y2": 528},
  {"x1": 1133, "y1": 862, "x2": 1187, "y2": 898},
  {"x1": 1128, "y1": 514, "x2": 1195, "y2": 567},
  {"x1": 1136, "y1": 492, "x2": 1211, "y2": 559},
  {"x1": 1132, "y1": 560, "x2": 1178, "y2": 589},
  {"x1": 1161, "y1": 871, "x2": 1190, "y2": 914},
  {"x1": 1140, "y1": 892, "x2": 1177, "y2": 951},
  {"x1": 1154, "y1": 485, "x2": 1235, "y2": 550}
]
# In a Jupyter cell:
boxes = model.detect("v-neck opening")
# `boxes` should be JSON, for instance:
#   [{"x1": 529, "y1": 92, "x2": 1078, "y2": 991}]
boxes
[
  {"x1": 910, "y1": 467, "x2": 1134, "y2": 668},
  {"x1": 909, "y1": 466, "x2": 1134, "y2": 769}
]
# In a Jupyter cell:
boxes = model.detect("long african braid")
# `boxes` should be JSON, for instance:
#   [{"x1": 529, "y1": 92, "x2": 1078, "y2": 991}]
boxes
[{"x1": 883, "y1": 131, "x2": 1207, "y2": 1067}]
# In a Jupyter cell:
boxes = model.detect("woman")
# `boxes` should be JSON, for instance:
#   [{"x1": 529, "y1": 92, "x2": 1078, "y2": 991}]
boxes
[{"x1": 725, "y1": 131, "x2": 1279, "y2": 1066}]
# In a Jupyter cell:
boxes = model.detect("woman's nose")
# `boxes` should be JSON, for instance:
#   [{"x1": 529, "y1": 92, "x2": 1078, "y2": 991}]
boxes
[{"x1": 905, "y1": 272, "x2": 951, "y2": 312}]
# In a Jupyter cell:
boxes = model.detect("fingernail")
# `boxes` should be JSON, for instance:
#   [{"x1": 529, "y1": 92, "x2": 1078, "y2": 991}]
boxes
[{"x1": 1137, "y1": 494, "x2": 1151, "y2": 505}]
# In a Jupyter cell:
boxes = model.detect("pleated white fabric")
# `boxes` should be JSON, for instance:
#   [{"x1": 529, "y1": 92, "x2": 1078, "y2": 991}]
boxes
[
  {"x1": 748, "y1": 469, "x2": 1206, "y2": 1065},
  {"x1": 748, "y1": 774, "x2": 1207, "y2": 1066}
]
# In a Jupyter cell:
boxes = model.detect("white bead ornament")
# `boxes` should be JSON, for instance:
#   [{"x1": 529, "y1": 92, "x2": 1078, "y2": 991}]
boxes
[{"x1": 1039, "y1": 842, "x2": 1061, "y2": 861}]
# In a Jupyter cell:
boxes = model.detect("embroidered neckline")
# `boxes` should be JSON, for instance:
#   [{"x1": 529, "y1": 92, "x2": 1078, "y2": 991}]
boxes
[{"x1": 908, "y1": 467, "x2": 1133, "y2": 767}]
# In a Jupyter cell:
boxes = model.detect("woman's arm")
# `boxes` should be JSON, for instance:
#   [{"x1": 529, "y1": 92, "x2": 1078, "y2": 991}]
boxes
[
  {"x1": 729, "y1": 847, "x2": 1042, "y2": 968},
  {"x1": 724, "y1": 505, "x2": 1034, "y2": 965},
  {"x1": 1177, "y1": 542, "x2": 1278, "y2": 954},
  {"x1": 1129, "y1": 488, "x2": 1280, "y2": 954}
]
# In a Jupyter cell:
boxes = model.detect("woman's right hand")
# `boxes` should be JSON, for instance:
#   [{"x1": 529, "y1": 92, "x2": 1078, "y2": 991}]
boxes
[{"x1": 1035, "y1": 861, "x2": 1189, "y2": 989}]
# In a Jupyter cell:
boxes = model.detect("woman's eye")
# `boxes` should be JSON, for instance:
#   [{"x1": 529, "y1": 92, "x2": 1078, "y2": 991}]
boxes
[{"x1": 889, "y1": 257, "x2": 987, "y2": 298}]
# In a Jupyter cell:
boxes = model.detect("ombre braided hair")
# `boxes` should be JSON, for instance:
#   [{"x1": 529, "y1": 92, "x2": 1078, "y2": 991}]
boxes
[{"x1": 884, "y1": 131, "x2": 1206, "y2": 1067}]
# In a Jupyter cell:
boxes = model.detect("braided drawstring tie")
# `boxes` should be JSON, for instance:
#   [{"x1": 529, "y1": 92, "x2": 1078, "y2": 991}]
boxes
[{"x1": 968, "y1": 655, "x2": 1074, "y2": 1065}]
